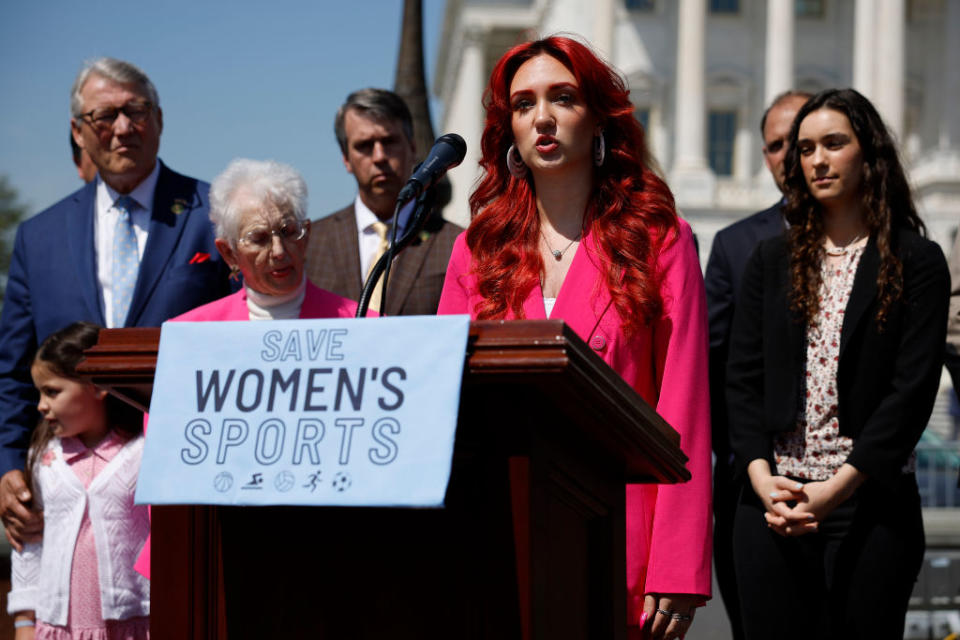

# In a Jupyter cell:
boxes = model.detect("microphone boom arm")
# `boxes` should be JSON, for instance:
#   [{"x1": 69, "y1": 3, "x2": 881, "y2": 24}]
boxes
[{"x1": 355, "y1": 186, "x2": 438, "y2": 318}]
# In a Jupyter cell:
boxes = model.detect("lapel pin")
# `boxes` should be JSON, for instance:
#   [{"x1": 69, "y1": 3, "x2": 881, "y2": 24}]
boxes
[{"x1": 171, "y1": 198, "x2": 189, "y2": 215}]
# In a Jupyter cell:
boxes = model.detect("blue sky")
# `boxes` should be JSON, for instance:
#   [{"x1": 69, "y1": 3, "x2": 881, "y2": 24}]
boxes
[{"x1": 0, "y1": 0, "x2": 446, "y2": 218}]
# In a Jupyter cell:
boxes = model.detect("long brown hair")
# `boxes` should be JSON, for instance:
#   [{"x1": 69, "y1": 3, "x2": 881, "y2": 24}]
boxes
[
  {"x1": 26, "y1": 322, "x2": 143, "y2": 489},
  {"x1": 781, "y1": 88, "x2": 925, "y2": 328}
]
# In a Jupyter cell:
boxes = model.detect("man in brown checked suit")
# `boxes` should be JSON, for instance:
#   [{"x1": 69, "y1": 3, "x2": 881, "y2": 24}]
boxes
[{"x1": 305, "y1": 88, "x2": 462, "y2": 315}]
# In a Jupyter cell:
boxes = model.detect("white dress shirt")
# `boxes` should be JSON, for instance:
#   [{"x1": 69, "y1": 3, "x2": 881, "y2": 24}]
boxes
[
  {"x1": 353, "y1": 195, "x2": 415, "y2": 283},
  {"x1": 94, "y1": 162, "x2": 160, "y2": 327}
]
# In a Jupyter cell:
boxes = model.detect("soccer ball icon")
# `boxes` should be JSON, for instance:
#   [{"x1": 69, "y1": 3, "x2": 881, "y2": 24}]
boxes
[
  {"x1": 274, "y1": 471, "x2": 295, "y2": 492},
  {"x1": 213, "y1": 472, "x2": 233, "y2": 493},
  {"x1": 331, "y1": 472, "x2": 352, "y2": 492}
]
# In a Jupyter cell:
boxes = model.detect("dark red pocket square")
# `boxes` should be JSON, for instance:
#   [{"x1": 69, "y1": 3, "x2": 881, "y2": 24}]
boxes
[{"x1": 189, "y1": 252, "x2": 211, "y2": 264}]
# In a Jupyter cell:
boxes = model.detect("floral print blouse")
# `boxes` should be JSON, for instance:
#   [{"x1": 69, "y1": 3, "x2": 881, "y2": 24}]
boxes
[{"x1": 774, "y1": 246, "x2": 863, "y2": 480}]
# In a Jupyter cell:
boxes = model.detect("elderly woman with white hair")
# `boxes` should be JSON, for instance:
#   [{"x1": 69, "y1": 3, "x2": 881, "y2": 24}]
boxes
[
  {"x1": 132, "y1": 158, "x2": 367, "y2": 580},
  {"x1": 176, "y1": 158, "x2": 363, "y2": 321}
]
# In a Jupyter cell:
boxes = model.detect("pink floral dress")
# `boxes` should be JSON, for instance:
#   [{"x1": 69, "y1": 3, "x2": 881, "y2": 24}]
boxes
[{"x1": 35, "y1": 432, "x2": 149, "y2": 640}]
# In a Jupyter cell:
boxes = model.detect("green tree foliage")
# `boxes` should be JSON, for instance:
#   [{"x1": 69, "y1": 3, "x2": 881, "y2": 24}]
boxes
[{"x1": 0, "y1": 176, "x2": 28, "y2": 304}]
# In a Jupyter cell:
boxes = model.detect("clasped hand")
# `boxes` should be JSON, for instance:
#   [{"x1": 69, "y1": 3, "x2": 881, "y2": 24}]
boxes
[
  {"x1": 755, "y1": 474, "x2": 821, "y2": 536},
  {"x1": 746, "y1": 460, "x2": 863, "y2": 538}
]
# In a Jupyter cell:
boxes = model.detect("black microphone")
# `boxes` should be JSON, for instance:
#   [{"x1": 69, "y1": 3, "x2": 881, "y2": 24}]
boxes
[{"x1": 396, "y1": 133, "x2": 466, "y2": 204}]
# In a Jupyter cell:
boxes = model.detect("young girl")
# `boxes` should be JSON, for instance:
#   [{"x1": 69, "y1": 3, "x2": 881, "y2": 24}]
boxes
[{"x1": 8, "y1": 322, "x2": 150, "y2": 639}]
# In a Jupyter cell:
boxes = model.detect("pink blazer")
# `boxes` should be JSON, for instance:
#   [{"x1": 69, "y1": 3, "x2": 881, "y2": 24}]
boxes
[
  {"x1": 134, "y1": 281, "x2": 364, "y2": 578},
  {"x1": 438, "y1": 220, "x2": 713, "y2": 622},
  {"x1": 172, "y1": 280, "x2": 361, "y2": 322}
]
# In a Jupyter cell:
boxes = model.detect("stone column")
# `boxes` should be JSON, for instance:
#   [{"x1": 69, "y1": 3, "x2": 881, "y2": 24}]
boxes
[
  {"x1": 764, "y1": 0, "x2": 795, "y2": 106},
  {"x1": 853, "y1": 0, "x2": 876, "y2": 99},
  {"x1": 734, "y1": 120, "x2": 752, "y2": 181},
  {"x1": 593, "y1": 0, "x2": 615, "y2": 59},
  {"x1": 874, "y1": 0, "x2": 905, "y2": 140},
  {"x1": 671, "y1": 0, "x2": 714, "y2": 206},
  {"x1": 441, "y1": 27, "x2": 487, "y2": 227},
  {"x1": 941, "y1": 0, "x2": 960, "y2": 151},
  {"x1": 650, "y1": 106, "x2": 670, "y2": 170}
]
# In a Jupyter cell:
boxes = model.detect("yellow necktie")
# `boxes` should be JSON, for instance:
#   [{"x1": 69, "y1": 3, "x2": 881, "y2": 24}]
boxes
[{"x1": 367, "y1": 221, "x2": 390, "y2": 312}]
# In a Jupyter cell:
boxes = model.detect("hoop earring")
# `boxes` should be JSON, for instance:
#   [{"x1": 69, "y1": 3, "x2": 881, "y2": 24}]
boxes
[
  {"x1": 594, "y1": 131, "x2": 606, "y2": 167},
  {"x1": 506, "y1": 144, "x2": 528, "y2": 178}
]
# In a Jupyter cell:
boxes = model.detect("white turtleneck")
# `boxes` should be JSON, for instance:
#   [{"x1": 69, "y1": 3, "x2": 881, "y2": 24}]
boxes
[{"x1": 244, "y1": 276, "x2": 307, "y2": 321}]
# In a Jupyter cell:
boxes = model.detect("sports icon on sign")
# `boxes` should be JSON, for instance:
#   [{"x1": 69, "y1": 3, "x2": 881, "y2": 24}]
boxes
[
  {"x1": 274, "y1": 471, "x2": 295, "y2": 492},
  {"x1": 214, "y1": 472, "x2": 233, "y2": 493},
  {"x1": 331, "y1": 472, "x2": 352, "y2": 492},
  {"x1": 242, "y1": 472, "x2": 264, "y2": 490},
  {"x1": 303, "y1": 469, "x2": 323, "y2": 492}
]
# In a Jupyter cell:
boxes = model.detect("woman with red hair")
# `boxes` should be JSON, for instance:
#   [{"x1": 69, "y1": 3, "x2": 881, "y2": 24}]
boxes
[{"x1": 438, "y1": 36, "x2": 711, "y2": 639}]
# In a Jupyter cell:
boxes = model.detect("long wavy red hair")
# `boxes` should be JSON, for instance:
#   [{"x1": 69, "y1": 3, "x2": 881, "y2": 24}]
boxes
[{"x1": 466, "y1": 36, "x2": 678, "y2": 335}]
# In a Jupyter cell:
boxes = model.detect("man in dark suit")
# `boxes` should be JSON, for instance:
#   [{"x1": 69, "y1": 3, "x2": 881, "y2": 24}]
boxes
[
  {"x1": 947, "y1": 233, "x2": 960, "y2": 480},
  {"x1": 0, "y1": 57, "x2": 232, "y2": 547},
  {"x1": 947, "y1": 231, "x2": 960, "y2": 400},
  {"x1": 704, "y1": 90, "x2": 810, "y2": 639},
  {"x1": 305, "y1": 88, "x2": 462, "y2": 316}
]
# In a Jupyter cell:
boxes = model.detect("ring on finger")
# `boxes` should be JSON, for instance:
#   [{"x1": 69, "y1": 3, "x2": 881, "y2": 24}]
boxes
[
  {"x1": 671, "y1": 612, "x2": 692, "y2": 622},
  {"x1": 656, "y1": 608, "x2": 674, "y2": 617}
]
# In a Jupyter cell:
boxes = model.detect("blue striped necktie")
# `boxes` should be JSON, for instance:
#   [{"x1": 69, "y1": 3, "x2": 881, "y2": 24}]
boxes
[{"x1": 112, "y1": 195, "x2": 139, "y2": 327}]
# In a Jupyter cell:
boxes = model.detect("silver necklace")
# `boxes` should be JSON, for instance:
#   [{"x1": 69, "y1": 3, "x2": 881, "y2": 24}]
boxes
[
  {"x1": 540, "y1": 228, "x2": 581, "y2": 261},
  {"x1": 824, "y1": 233, "x2": 865, "y2": 257}
]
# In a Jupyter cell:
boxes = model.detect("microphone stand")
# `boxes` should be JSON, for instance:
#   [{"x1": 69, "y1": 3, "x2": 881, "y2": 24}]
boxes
[{"x1": 355, "y1": 185, "x2": 438, "y2": 318}]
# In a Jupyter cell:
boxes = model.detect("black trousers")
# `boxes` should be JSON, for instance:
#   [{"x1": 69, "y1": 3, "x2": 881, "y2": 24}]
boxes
[
  {"x1": 732, "y1": 473, "x2": 924, "y2": 640},
  {"x1": 713, "y1": 460, "x2": 745, "y2": 640}
]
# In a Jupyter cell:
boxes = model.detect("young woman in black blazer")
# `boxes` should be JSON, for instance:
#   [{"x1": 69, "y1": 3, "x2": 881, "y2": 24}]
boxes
[{"x1": 726, "y1": 88, "x2": 950, "y2": 639}]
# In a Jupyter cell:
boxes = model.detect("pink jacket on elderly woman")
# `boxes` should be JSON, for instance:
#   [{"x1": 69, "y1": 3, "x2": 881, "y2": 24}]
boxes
[{"x1": 133, "y1": 281, "x2": 363, "y2": 578}]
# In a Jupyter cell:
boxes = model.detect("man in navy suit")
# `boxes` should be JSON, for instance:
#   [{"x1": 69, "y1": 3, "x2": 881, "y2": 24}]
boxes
[
  {"x1": 0, "y1": 58, "x2": 232, "y2": 547},
  {"x1": 704, "y1": 90, "x2": 810, "y2": 639}
]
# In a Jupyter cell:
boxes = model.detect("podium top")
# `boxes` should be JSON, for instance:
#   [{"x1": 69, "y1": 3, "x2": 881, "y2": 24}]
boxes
[{"x1": 78, "y1": 319, "x2": 690, "y2": 483}]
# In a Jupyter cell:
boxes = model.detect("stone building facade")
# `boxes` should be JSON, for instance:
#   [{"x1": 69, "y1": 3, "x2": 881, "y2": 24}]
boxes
[{"x1": 434, "y1": 0, "x2": 960, "y2": 264}]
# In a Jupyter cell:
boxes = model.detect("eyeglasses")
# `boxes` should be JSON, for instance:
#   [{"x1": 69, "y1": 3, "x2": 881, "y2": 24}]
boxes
[
  {"x1": 238, "y1": 219, "x2": 307, "y2": 248},
  {"x1": 77, "y1": 101, "x2": 154, "y2": 131}
]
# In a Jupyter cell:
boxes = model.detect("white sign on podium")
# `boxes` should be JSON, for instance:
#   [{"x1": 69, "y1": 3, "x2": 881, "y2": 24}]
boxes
[{"x1": 135, "y1": 315, "x2": 470, "y2": 508}]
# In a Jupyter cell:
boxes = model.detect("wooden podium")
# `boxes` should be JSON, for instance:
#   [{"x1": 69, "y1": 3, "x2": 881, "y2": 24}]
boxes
[{"x1": 79, "y1": 320, "x2": 689, "y2": 639}]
